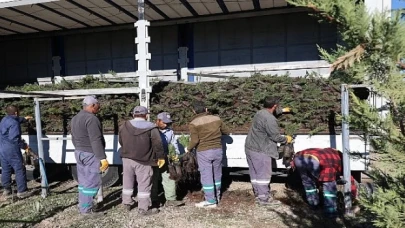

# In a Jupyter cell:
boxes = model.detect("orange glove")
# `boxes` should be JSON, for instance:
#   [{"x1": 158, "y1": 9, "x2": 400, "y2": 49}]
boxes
[
  {"x1": 157, "y1": 159, "x2": 165, "y2": 168},
  {"x1": 100, "y1": 159, "x2": 109, "y2": 172}
]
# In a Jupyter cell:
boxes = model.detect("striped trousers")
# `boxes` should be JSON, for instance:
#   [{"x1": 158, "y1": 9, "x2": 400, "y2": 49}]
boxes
[
  {"x1": 122, "y1": 158, "x2": 153, "y2": 211},
  {"x1": 74, "y1": 151, "x2": 102, "y2": 214},
  {"x1": 197, "y1": 148, "x2": 223, "y2": 204},
  {"x1": 293, "y1": 155, "x2": 338, "y2": 217},
  {"x1": 246, "y1": 151, "x2": 273, "y2": 202}
]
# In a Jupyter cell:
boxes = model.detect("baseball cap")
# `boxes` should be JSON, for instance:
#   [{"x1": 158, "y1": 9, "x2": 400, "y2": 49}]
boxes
[
  {"x1": 83, "y1": 95, "x2": 99, "y2": 106},
  {"x1": 132, "y1": 106, "x2": 149, "y2": 115},
  {"x1": 157, "y1": 112, "x2": 172, "y2": 123}
]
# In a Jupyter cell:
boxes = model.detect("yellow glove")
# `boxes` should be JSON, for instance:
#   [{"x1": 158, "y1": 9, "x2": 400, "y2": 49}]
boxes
[
  {"x1": 157, "y1": 159, "x2": 165, "y2": 168},
  {"x1": 172, "y1": 155, "x2": 179, "y2": 162},
  {"x1": 282, "y1": 107, "x2": 292, "y2": 113},
  {"x1": 286, "y1": 135, "x2": 293, "y2": 144},
  {"x1": 100, "y1": 159, "x2": 109, "y2": 172}
]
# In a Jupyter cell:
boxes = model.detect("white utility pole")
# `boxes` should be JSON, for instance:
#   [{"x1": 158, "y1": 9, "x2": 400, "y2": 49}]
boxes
[{"x1": 135, "y1": 0, "x2": 151, "y2": 110}]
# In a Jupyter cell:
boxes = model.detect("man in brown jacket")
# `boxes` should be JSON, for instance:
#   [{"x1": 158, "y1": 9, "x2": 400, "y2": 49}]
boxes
[
  {"x1": 119, "y1": 106, "x2": 165, "y2": 216},
  {"x1": 186, "y1": 101, "x2": 231, "y2": 208}
]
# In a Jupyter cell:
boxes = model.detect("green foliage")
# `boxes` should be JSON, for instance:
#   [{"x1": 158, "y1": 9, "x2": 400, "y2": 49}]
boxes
[
  {"x1": 286, "y1": 0, "x2": 405, "y2": 226},
  {"x1": 1, "y1": 74, "x2": 343, "y2": 135},
  {"x1": 360, "y1": 171, "x2": 405, "y2": 228}
]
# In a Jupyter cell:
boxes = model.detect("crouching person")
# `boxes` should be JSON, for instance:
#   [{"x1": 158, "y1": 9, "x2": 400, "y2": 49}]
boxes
[
  {"x1": 119, "y1": 106, "x2": 165, "y2": 216},
  {"x1": 187, "y1": 101, "x2": 230, "y2": 208},
  {"x1": 291, "y1": 147, "x2": 358, "y2": 219}
]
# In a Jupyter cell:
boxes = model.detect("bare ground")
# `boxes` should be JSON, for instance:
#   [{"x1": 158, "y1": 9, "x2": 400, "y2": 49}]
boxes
[{"x1": 0, "y1": 177, "x2": 371, "y2": 228}]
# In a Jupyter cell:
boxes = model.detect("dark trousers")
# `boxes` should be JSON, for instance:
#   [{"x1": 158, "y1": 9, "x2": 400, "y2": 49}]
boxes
[
  {"x1": 293, "y1": 155, "x2": 337, "y2": 217},
  {"x1": 74, "y1": 151, "x2": 101, "y2": 214},
  {"x1": 0, "y1": 150, "x2": 27, "y2": 193},
  {"x1": 246, "y1": 151, "x2": 272, "y2": 202}
]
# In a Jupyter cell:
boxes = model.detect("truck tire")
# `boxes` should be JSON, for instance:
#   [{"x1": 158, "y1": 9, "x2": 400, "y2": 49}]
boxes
[{"x1": 70, "y1": 165, "x2": 120, "y2": 188}]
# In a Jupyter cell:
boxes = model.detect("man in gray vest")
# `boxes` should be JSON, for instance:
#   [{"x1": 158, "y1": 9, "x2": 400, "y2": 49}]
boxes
[
  {"x1": 71, "y1": 96, "x2": 109, "y2": 216},
  {"x1": 119, "y1": 106, "x2": 165, "y2": 216},
  {"x1": 245, "y1": 96, "x2": 292, "y2": 206}
]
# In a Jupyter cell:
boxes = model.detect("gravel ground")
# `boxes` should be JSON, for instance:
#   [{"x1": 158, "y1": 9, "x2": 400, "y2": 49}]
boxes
[{"x1": 0, "y1": 176, "x2": 370, "y2": 228}]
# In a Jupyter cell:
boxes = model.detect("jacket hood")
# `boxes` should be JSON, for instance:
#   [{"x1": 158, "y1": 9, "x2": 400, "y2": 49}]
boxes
[{"x1": 124, "y1": 121, "x2": 156, "y2": 136}]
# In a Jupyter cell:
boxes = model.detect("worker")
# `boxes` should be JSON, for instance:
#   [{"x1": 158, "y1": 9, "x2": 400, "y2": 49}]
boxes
[
  {"x1": 154, "y1": 112, "x2": 183, "y2": 207},
  {"x1": 244, "y1": 96, "x2": 293, "y2": 206},
  {"x1": 291, "y1": 147, "x2": 358, "y2": 218},
  {"x1": 186, "y1": 101, "x2": 231, "y2": 208},
  {"x1": 0, "y1": 105, "x2": 33, "y2": 199},
  {"x1": 119, "y1": 106, "x2": 165, "y2": 216},
  {"x1": 71, "y1": 96, "x2": 108, "y2": 216}
]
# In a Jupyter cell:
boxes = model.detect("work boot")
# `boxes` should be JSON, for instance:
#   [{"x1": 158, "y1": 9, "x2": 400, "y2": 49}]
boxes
[
  {"x1": 123, "y1": 202, "x2": 136, "y2": 212},
  {"x1": 165, "y1": 200, "x2": 184, "y2": 207},
  {"x1": 17, "y1": 191, "x2": 33, "y2": 199},
  {"x1": 257, "y1": 198, "x2": 282, "y2": 207},
  {"x1": 1, "y1": 189, "x2": 12, "y2": 200},
  {"x1": 138, "y1": 208, "x2": 159, "y2": 216},
  {"x1": 81, "y1": 210, "x2": 106, "y2": 218}
]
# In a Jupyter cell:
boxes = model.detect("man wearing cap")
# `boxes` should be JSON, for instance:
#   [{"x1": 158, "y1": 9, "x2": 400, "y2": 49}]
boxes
[
  {"x1": 119, "y1": 106, "x2": 165, "y2": 216},
  {"x1": 71, "y1": 96, "x2": 108, "y2": 216},
  {"x1": 154, "y1": 112, "x2": 183, "y2": 207}
]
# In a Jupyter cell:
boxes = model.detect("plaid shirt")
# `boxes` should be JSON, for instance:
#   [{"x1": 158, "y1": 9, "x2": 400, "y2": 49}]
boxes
[{"x1": 294, "y1": 148, "x2": 343, "y2": 182}]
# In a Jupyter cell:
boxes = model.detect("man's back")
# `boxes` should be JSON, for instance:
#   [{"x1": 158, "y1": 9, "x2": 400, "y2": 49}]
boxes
[
  {"x1": 71, "y1": 110, "x2": 105, "y2": 159},
  {"x1": 245, "y1": 109, "x2": 286, "y2": 158},
  {"x1": 0, "y1": 115, "x2": 21, "y2": 150},
  {"x1": 188, "y1": 113, "x2": 230, "y2": 152},
  {"x1": 298, "y1": 148, "x2": 342, "y2": 182},
  {"x1": 119, "y1": 119, "x2": 164, "y2": 166}
]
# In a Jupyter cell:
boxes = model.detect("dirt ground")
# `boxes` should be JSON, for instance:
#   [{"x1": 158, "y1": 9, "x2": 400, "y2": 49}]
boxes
[{"x1": 0, "y1": 174, "x2": 372, "y2": 228}]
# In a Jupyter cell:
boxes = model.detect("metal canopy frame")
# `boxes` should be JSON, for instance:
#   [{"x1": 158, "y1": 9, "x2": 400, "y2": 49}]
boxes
[
  {"x1": 0, "y1": 0, "x2": 291, "y2": 36},
  {"x1": 0, "y1": 87, "x2": 141, "y2": 198},
  {"x1": 341, "y1": 83, "x2": 374, "y2": 215}
]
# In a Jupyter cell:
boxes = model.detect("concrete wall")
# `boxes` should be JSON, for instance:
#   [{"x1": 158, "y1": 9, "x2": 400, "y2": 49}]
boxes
[{"x1": 0, "y1": 12, "x2": 337, "y2": 86}]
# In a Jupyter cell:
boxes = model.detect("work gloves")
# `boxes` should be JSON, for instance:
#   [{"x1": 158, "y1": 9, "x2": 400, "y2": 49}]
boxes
[
  {"x1": 157, "y1": 159, "x2": 165, "y2": 168},
  {"x1": 173, "y1": 155, "x2": 179, "y2": 162},
  {"x1": 100, "y1": 159, "x2": 109, "y2": 172},
  {"x1": 282, "y1": 107, "x2": 292, "y2": 113},
  {"x1": 286, "y1": 135, "x2": 293, "y2": 144}
]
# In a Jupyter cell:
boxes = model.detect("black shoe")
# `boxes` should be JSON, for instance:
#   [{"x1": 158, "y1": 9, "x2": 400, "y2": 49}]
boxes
[
  {"x1": 123, "y1": 204, "x2": 134, "y2": 212},
  {"x1": 138, "y1": 208, "x2": 159, "y2": 216}
]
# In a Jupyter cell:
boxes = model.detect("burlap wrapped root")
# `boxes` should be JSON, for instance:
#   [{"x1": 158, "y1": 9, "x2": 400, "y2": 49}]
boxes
[{"x1": 278, "y1": 143, "x2": 295, "y2": 167}]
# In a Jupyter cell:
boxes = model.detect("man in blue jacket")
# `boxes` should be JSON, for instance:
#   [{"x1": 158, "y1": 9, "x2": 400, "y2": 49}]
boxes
[{"x1": 0, "y1": 105, "x2": 32, "y2": 199}]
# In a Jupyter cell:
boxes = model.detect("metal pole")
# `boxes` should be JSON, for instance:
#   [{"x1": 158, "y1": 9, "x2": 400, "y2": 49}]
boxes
[
  {"x1": 341, "y1": 84, "x2": 352, "y2": 214},
  {"x1": 136, "y1": 0, "x2": 151, "y2": 117},
  {"x1": 34, "y1": 98, "x2": 49, "y2": 198},
  {"x1": 138, "y1": 0, "x2": 144, "y2": 20}
]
